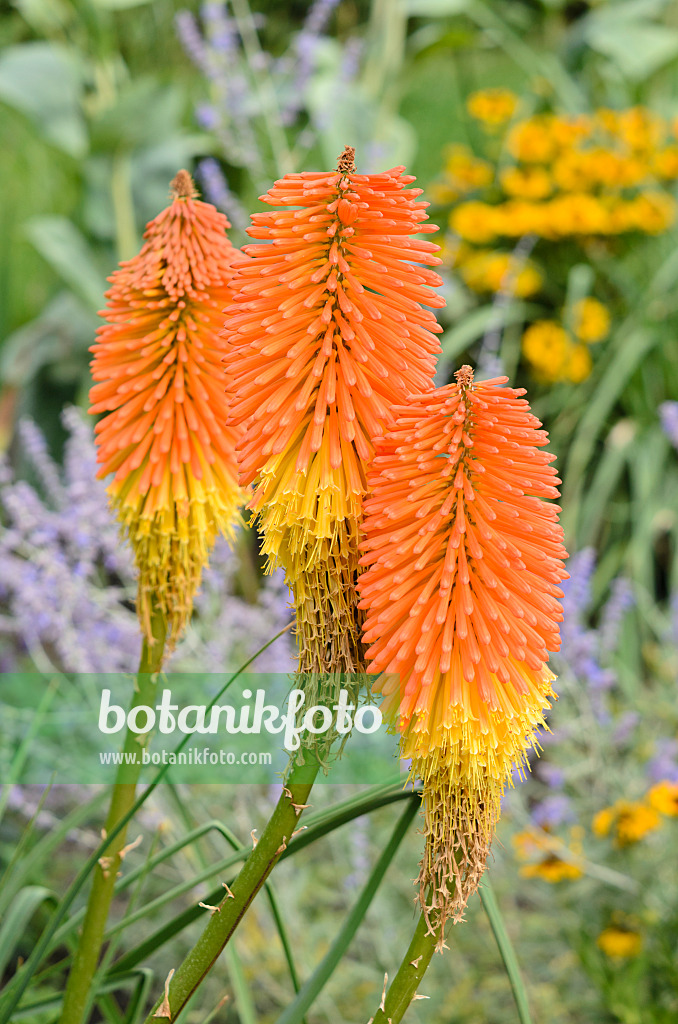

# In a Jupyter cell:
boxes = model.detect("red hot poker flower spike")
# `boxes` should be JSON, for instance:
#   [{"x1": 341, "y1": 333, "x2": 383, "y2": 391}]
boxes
[
  {"x1": 90, "y1": 171, "x2": 243, "y2": 642},
  {"x1": 225, "y1": 150, "x2": 444, "y2": 577},
  {"x1": 224, "y1": 149, "x2": 444, "y2": 686},
  {"x1": 358, "y1": 367, "x2": 569, "y2": 933}
]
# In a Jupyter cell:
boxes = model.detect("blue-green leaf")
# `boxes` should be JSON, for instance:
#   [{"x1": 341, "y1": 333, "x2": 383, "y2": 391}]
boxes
[
  {"x1": 584, "y1": 17, "x2": 678, "y2": 80},
  {"x1": 25, "y1": 216, "x2": 107, "y2": 310},
  {"x1": 0, "y1": 43, "x2": 87, "y2": 157}
]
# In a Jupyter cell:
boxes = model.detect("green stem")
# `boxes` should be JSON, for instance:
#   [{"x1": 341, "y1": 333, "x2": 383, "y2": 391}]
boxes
[
  {"x1": 111, "y1": 150, "x2": 137, "y2": 261},
  {"x1": 363, "y1": 0, "x2": 407, "y2": 113},
  {"x1": 143, "y1": 754, "x2": 319, "y2": 1022},
  {"x1": 58, "y1": 608, "x2": 167, "y2": 1024},
  {"x1": 275, "y1": 796, "x2": 419, "y2": 1024},
  {"x1": 372, "y1": 911, "x2": 439, "y2": 1024},
  {"x1": 229, "y1": 0, "x2": 294, "y2": 176},
  {"x1": 373, "y1": 879, "x2": 534, "y2": 1024}
]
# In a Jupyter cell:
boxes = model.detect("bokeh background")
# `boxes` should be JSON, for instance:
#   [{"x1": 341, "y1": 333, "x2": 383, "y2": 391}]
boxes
[{"x1": 1, "y1": 0, "x2": 678, "y2": 1021}]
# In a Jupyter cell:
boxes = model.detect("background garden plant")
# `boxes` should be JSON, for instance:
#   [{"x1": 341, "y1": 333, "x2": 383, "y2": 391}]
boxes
[{"x1": 1, "y1": 1, "x2": 678, "y2": 1022}]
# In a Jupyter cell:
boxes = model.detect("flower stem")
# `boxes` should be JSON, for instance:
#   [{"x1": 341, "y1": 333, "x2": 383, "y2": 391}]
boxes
[
  {"x1": 143, "y1": 754, "x2": 319, "y2": 1022},
  {"x1": 111, "y1": 150, "x2": 138, "y2": 261},
  {"x1": 371, "y1": 912, "x2": 440, "y2": 1024},
  {"x1": 229, "y1": 0, "x2": 294, "y2": 176},
  {"x1": 58, "y1": 606, "x2": 167, "y2": 1024}
]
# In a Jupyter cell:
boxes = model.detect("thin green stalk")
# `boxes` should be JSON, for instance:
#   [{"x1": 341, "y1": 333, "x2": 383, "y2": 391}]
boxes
[
  {"x1": 86, "y1": 828, "x2": 164, "y2": 1021},
  {"x1": 58, "y1": 608, "x2": 167, "y2": 1024},
  {"x1": 275, "y1": 796, "x2": 419, "y2": 1024},
  {"x1": 229, "y1": 0, "x2": 294, "y2": 176},
  {"x1": 224, "y1": 945, "x2": 257, "y2": 1024},
  {"x1": 372, "y1": 877, "x2": 535, "y2": 1024},
  {"x1": 363, "y1": 0, "x2": 407, "y2": 117},
  {"x1": 111, "y1": 151, "x2": 138, "y2": 261},
  {"x1": 479, "y1": 879, "x2": 533, "y2": 1024},
  {"x1": 142, "y1": 754, "x2": 319, "y2": 1021},
  {"x1": 105, "y1": 781, "x2": 415, "y2": 979},
  {"x1": 165, "y1": 784, "x2": 285, "y2": 1023},
  {"x1": 371, "y1": 911, "x2": 439, "y2": 1024}
]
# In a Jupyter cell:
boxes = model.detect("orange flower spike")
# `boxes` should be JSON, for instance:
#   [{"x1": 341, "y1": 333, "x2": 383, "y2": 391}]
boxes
[
  {"x1": 90, "y1": 170, "x2": 244, "y2": 643},
  {"x1": 225, "y1": 146, "x2": 443, "y2": 621},
  {"x1": 224, "y1": 147, "x2": 443, "y2": 693},
  {"x1": 358, "y1": 365, "x2": 569, "y2": 933}
]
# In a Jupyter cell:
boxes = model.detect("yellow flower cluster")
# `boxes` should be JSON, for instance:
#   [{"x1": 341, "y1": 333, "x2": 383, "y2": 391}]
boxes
[
  {"x1": 430, "y1": 145, "x2": 492, "y2": 204},
  {"x1": 445, "y1": 100, "x2": 678, "y2": 242},
  {"x1": 593, "y1": 798, "x2": 661, "y2": 845},
  {"x1": 459, "y1": 248, "x2": 542, "y2": 297},
  {"x1": 572, "y1": 297, "x2": 611, "y2": 344},
  {"x1": 597, "y1": 925, "x2": 642, "y2": 960},
  {"x1": 521, "y1": 296, "x2": 610, "y2": 383},
  {"x1": 436, "y1": 96, "x2": 678, "y2": 385},
  {"x1": 466, "y1": 88, "x2": 518, "y2": 127},
  {"x1": 647, "y1": 779, "x2": 678, "y2": 816},
  {"x1": 593, "y1": 781, "x2": 678, "y2": 846},
  {"x1": 513, "y1": 827, "x2": 584, "y2": 883},
  {"x1": 449, "y1": 185, "x2": 676, "y2": 243},
  {"x1": 500, "y1": 165, "x2": 552, "y2": 200}
]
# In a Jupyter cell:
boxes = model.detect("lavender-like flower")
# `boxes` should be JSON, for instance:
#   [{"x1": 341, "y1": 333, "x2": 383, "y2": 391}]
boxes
[
  {"x1": 339, "y1": 36, "x2": 363, "y2": 82},
  {"x1": 277, "y1": 0, "x2": 341, "y2": 125},
  {"x1": 197, "y1": 157, "x2": 249, "y2": 231},
  {"x1": 599, "y1": 576, "x2": 634, "y2": 656},
  {"x1": 0, "y1": 412, "x2": 293, "y2": 677},
  {"x1": 647, "y1": 738, "x2": 678, "y2": 784},
  {"x1": 305, "y1": 0, "x2": 341, "y2": 36},
  {"x1": 612, "y1": 710, "x2": 639, "y2": 746},
  {"x1": 557, "y1": 549, "x2": 615, "y2": 696},
  {"x1": 196, "y1": 103, "x2": 220, "y2": 131},
  {"x1": 660, "y1": 400, "x2": 678, "y2": 450},
  {"x1": 539, "y1": 764, "x2": 566, "y2": 789},
  {"x1": 177, "y1": 535, "x2": 293, "y2": 676},
  {"x1": 177, "y1": 0, "x2": 361, "y2": 183},
  {"x1": 176, "y1": 3, "x2": 258, "y2": 168},
  {"x1": 175, "y1": 10, "x2": 210, "y2": 74},
  {"x1": 201, "y1": 0, "x2": 238, "y2": 56},
  {"x1": 531, "y1": 794, "x2": 575, "y2": 829},
  {"x1": 0, "y1": 411, "x2": 139, "y2": 673},
  {"x1": 17, "y1": 419, "x2": 66, "y2": 507},
  {"x1": 554, "y1": 549, "x2": 633, "y2": 727}
]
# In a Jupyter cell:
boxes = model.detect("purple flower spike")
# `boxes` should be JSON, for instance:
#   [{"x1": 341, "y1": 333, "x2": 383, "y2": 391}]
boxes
[
  {"x1": 660, "y1": 401, "x2": 678, "y2": 450},
  {"x1": 532, "y1": 794, "x2": 575, "y2": 828}
]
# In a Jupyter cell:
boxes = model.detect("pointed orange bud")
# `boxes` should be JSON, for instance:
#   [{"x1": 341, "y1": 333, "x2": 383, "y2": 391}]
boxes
[
  {"x1": 358, "y1": 367, "x2": 569, "y2": 931},
  {"x1": 90, "y1": 172, "x2": 243, "y2": 641}
]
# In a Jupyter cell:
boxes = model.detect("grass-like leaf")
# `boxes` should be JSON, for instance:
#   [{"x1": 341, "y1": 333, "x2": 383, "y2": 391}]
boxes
[
  {"x1": 0, "y1": 886, "x2": 57, "y2": 980},
  {"x1": 479, "y1": 877, "x2": 533, "y2": 1024},
  {"x1": 0, "y1": 676, "x2": 58, "y2": 828}
]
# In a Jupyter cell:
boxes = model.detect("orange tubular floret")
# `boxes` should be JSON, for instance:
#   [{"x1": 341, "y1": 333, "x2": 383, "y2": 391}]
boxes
[
  {"x1": 90, "y1": 172, "x2": 244, "y2": 641},
  {"x1": 358, "y1": 366, "x2": 569, "y2": 931}
]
